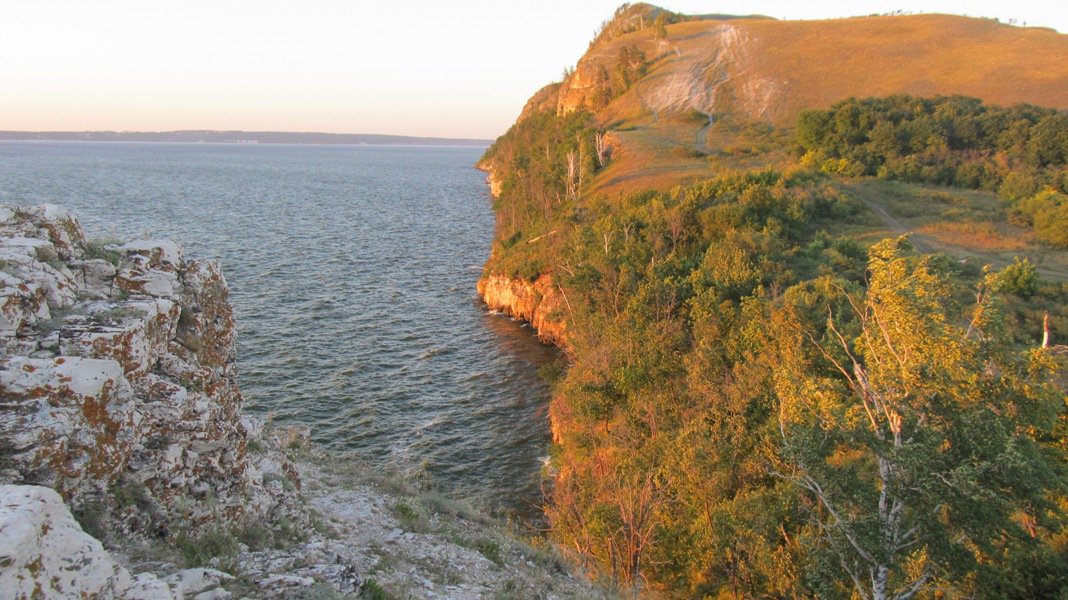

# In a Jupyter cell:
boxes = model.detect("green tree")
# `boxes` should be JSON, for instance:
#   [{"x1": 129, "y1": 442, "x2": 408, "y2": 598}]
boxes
[
  {"x1": 1016, "y1": 189, "x2": 1068, "y2": 248},
  {"x1": 772, "y1": 238, "x2": 1062, "y2": 599},
  {"x1": 996, "y1": 256, "x2": 1039, "y2": 298}
]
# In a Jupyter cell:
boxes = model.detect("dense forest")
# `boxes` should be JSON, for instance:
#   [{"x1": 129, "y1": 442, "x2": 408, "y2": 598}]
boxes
[
  {"x1": 797, "y1": 95, "x2": 1068, "y2": 247},
  {"x1": 480, "y1": 95, "x2": 1068, "y2": 598}
]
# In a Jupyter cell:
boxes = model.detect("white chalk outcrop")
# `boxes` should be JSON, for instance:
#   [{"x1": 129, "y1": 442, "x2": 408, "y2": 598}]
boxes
[
  {"x1": 0, "y1": 204, "x2": 601, "y2": 599},
  {"x1": 0, "y1": 484, "x2": 238, "y2": 599},
  {"x1": 0, "y1": 204, "x2": 304, "y2": 597},
  {"x1": 0, "y1": 204, "x2": 293, "y2": 534}
]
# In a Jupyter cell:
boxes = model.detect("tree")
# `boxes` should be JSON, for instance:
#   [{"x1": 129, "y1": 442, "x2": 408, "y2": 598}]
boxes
[
  {"x1": 773, "y1": 238, "x2": 1062, "y2": 599},
  {"x1": 566, "y1": 149, "x2": 579, "y2": 200},
  {"x1": 594, "y1": 131, "x2": 611, "y2": 167},
  {"x1": 654, "y1": 13, "x2": 668, "y2": 41}
]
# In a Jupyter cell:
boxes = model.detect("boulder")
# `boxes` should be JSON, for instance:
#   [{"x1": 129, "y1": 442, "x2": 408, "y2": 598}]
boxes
[{"x1": 0, "y1": 484, "x2": 135, "y2": 599}]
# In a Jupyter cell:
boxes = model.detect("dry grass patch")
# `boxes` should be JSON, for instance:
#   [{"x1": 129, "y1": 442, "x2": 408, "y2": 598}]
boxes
[
  {"x1": 742, "y1": 14, "x2": 1068, "y2": 126},
  {"x1": 837, "y1": 179, "x2": 1068, "y2": 281},
  {"x1": 917, "y1": 221, "x2": 1031, "y2": 252}
]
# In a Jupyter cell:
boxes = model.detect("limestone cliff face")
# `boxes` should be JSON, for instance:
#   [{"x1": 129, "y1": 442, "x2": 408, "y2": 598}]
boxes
[
  {"x1": 556, "y1": 58, "x2": 609, "y2": 116},
  {"x1": 484, "y1": 169, "x2": 503, "y2": 198},
  {"x1": 0, "y1": 204, "x2": 294, "y2": 536},
  {"x1": 475, "y1": 154, "x2": 503, "y2": 198},
  {"x1": 517, "y1": 82, "x2": 562, "y2": 124},
  {"x1": 0, "y1": 205, "x2": 603, "y2": 599},
  {"x1": 0, "y1": 484, "x2": 236, "y2": 599},
  {"x1": 477, "y1": 273, "x2": 568, "y2": 348}
]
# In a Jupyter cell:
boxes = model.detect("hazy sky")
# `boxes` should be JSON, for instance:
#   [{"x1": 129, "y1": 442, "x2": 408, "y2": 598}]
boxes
[{"x1": 2, "y1": 1, "x2": 1065, "y2": 139}]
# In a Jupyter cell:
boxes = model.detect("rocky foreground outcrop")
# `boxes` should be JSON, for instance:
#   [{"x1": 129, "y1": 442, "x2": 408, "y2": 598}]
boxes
[
  {"x1": 0, "y1": 485, "x2": 234, "y2": 599},
  {"x1": 0, "y1": 205, "x2": 601, "y2": 599},
  {"x1": 0, "y1": 204, "x2": 293, "y2": 534}
]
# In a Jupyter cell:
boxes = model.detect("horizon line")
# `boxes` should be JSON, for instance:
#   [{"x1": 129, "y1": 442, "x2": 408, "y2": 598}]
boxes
[{"x1": 0, "y1": 129, "x2": 494, "y2": 145}]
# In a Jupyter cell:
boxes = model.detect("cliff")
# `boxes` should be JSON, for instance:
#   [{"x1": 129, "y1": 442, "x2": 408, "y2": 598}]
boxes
[
  {"x1": 0, "y1": 204, "x2": 603, "y2": 599},
  {"x1": 0, "y1": 204, "x2": 308, "y2": 596},
  {"x1": 477, "y1": 274, "x2": 568, "y2": 347},
  {"x1": 474, "y1": 5, "x2": 1068, "y2": 597},
  {"x1": 556, "y1": 11, "x2": 1068, "y2": 126},
  {"x1": 476, "y1": 6, "x2": 1068, "y2": 335},
  {"x1": 0, "y1": 204, "x2": 290, "y2": 529}
]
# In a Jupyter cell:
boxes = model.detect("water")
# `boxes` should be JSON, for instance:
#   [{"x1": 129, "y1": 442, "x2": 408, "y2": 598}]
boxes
[{"x1": 0, "y1": 141, "x2": 559, "y2": 520}]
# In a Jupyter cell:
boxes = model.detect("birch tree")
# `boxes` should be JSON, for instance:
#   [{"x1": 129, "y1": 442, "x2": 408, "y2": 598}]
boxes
[
  {"x1": 773, "y1": 238, "x2": 1062, "y2": 599},
  {"x1": 595, "y1": 131, "x2": 610, "y2": 167},
  {"x1": 566, "y1": 150, "x2": 579, "y2": 200}
]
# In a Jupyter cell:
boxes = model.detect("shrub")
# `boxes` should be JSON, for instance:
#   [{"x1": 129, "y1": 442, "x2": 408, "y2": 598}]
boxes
[
  {"x1": 360, "y1": 578, "x2": 395, "y2": 599},
  {"x1": 996, "y1": 257, "x2": 1039, "y2": 298},
  {"x1": 176, "y1": 528, "x2": 240, "y2": 567},
  {"x1": 1015, "y1": 190, "x2": 1068, "y2": 248}
]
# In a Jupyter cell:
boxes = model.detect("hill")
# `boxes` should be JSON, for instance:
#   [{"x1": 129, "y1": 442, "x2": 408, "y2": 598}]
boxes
[
  {"x1": 478, "y1": 4, "x2": 1068, "y2": 598},
  {"x1": 560, "y1": 11, "x2": 1068, "y2": 124},
  {"x1": 509, "y1": 5, "x2": 1068, "y2": 196}
]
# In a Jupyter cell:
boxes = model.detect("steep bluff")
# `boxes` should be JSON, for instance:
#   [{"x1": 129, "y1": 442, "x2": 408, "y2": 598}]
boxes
[
  {"x1": 474, "y1": 5, "x2": 1068, "y2": 596},
  {"x1": 474, "y1": 157, "x2": 569, "y2": 349},
  {"x1": 0, "y1": 204, "x2": 308, "y2": 597},
  {"x1": 0, "y1": 204, "x2": 293, "y2": 531},
  {"x1": 554, "y1": 11, "x2": 1068, "y2": 126},
  {"x1": 477, "y1": 273, "x2": 568, "y2": 347},
  {"x1": 477, "y1": 7, "x2": 1068, "y2": 333},
  {"x1": 0, "y1": 204, "x2": 605, "y2": 599}
]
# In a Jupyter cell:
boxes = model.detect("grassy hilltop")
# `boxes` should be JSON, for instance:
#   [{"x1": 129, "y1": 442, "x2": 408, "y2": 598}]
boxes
[{"x1": 480, "y1": 4, "x2": 1068, "y2": 597}]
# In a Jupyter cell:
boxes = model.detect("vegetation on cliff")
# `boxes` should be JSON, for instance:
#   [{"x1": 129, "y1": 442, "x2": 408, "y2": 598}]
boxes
[
  {"x1": 479, "y1": 7, "x2": 1068, "y2": 597},
  {"x1": 797, "y1": 95, "x2": 1068, "y2": 246},
  {"x1": 0, "y1": 205, "x2": 607, "y2": 599}
]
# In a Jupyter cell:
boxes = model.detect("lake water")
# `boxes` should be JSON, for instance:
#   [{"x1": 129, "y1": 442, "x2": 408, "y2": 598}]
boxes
[{"x1": 0, "y1": 141, "x2": 559, "y2": 520}]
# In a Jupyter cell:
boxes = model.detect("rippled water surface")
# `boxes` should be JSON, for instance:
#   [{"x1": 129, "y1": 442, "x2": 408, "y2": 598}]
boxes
[{"x1": 0, "y1": 141, "x2": 559, "y2": 518}]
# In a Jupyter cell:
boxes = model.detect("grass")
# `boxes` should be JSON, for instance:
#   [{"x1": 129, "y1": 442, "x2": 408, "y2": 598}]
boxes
[
  {"x1": 418, "y1": 489, "x2": 485, "y2": 523},
  {"x1": 298, "y1": 451, "x2": 617, "y2": 599},
  {"x1": 83, "y1": 238, "x2": 123, "y2": 265},
  {"x1": 567, "y1": 11, "x2": 1068, "y2": 200},
  {"x1": 472, "y1": 538, "x2": 504, "y2": 566},
  {"x1": 836, "y1": 179, "x2": 1068, "y2": 282},
  {"x1": 176, "y1": 528, "x2": 242, "y2": 568},
  {"x1": 171, "y1": 511, "x2": 310, "y2": 569},
  {"x1": 360, "y1": 578, "x2": 395, "y2": 600},
  {"x1": 740, "y1": 14, "x2": 1068, "y2": 125},
  {"x1": 391, "y1": 502, "x2": 424, "y2": 533}
]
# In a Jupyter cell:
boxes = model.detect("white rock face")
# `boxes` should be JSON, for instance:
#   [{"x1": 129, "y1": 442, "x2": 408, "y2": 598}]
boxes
[
  {"x1": 0, "y1": 204, "x2": 297, "y2": 535},
  {"x1": 0, "y1": 484, "x2": 135, "y2": 599},
  {"x1": 0, "y1": 205, "x2": 308, "y2": 598},
  {"x1": 0, "y1": 484, "x2": 249, "y2": 599},
  {"x1": 0, "y1": 356, "x2": 139, "y2": 496}
]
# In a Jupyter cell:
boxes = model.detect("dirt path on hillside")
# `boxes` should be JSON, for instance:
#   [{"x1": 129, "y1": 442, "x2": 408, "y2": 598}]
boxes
[
  {"x1": 633, "y1": 26, "x2": 743, "y2": 156},
  {"x1": 694, "y1": 111, "x2": 712, "y2": 153},
  {"x1": 842, "y1": 182, "x2": 932, "y2": 253}
]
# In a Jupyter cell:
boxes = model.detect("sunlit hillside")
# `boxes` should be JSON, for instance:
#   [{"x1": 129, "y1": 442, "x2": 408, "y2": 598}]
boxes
[
  {"x1": 525, "y1": 5, "x2": 1068, "y2": 197},
  {"x1": 478, "y1": 4, "x2": 1068, "y2": 597}
]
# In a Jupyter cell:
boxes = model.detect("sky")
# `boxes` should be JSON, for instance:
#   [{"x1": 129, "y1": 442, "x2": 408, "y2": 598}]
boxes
[{"x1": 2, "y1": 1, "x2": 1065, "y2": 140}]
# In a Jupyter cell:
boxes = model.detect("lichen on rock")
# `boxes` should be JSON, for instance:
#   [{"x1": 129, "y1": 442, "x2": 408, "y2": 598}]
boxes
[
  {"x1": 0, "y1": 204, "x2": 603, "y2": 599},
  {"x1": 0, "y1": 204, "x2": 295, "y2": 535}
]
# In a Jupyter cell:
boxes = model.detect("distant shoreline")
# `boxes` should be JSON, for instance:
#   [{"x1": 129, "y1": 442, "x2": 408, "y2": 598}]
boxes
[{"x1": 0, "y1": 130, "x2": 491, "y2": 147}]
